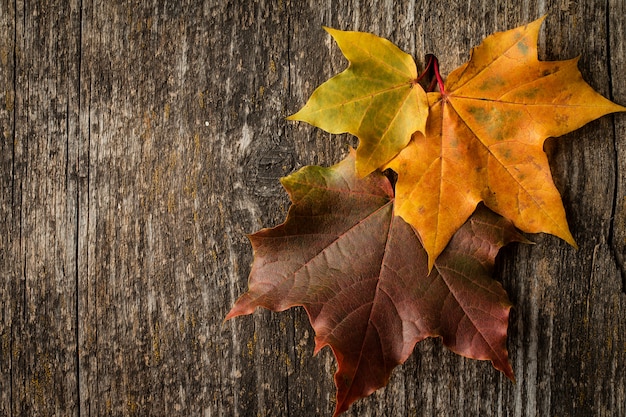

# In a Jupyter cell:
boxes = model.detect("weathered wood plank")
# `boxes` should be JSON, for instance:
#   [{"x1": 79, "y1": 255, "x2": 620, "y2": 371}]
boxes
[
  {"x1": 498, "y1": 2, "x2": 626, "y2": 416},
  {"x1": 0, "y1": 0, "x2": 15, "y2": 415},
  {"x1": 4, "y1": 0, "x2": 82, "y2": 415},
  {"x1": 76, "y1": 1, "x2": 298, "y2": 415},
  {"x1": 79, "y1": 1, "x2": 218, "y2": 414},
  {"x1": 0, "y1": 1, "x2": 625, "y2": 416},
  {"x1": 609, "y1": 0, "x2": 626, "y2": 300}
]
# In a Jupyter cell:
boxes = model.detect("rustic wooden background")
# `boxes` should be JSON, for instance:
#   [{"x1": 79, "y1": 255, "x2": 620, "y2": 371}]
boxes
[{"x1": 1, "y1": 0, "x2": 625, "y2": 416}]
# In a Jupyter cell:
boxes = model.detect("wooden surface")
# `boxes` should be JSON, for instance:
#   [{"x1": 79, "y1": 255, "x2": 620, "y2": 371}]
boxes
[{"x1": 1, "y1": 0, "x2": 625, "y2": 416}]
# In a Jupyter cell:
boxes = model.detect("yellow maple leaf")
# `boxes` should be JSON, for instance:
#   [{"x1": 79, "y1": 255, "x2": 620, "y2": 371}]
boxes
[{"x1": 288, "y1": 28, "x2": 429, "y2": 176}]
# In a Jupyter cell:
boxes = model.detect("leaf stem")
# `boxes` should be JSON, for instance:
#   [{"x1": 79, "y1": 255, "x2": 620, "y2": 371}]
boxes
[
  {"x1": 433, "y1": 57, "x2": 445, "y2": 95},
  {"x1": 415, "y1": 55, "x2": 434, "y2": 84},
  {"x1": 417, "y1": 54, "x2": 445, "y2": 94},
  {"x1": 427, "y1": 76, "x2": 438, "y2": 93}
]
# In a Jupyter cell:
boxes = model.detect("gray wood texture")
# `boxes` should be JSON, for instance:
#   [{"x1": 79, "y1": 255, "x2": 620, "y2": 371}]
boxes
[{"x1": 1, "y1": 0, "x2": 625, "y2": 416}]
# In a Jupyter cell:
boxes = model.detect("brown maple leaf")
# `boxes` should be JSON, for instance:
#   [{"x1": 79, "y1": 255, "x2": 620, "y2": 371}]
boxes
[
  {"x1": 226, "y1": 151, "x2": 527, "y2": 416},
  {"x1": 386, "y1": 16, "x2": 626, "y2": 267}
]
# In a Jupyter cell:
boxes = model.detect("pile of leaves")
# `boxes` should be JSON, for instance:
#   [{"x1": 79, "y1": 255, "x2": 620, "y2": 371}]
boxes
[{"x1": 226, "y1": 17, "x2": 624, "y2": 416}]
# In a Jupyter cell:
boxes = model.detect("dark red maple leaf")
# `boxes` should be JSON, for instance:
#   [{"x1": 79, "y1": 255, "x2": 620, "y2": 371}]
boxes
[{"x1": 225, "y1": 150, "x2": 527, "y2": 416}]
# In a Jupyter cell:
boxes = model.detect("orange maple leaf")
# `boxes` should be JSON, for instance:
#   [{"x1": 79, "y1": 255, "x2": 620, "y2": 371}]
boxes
[{"x1": 386, "y1": 16, "x2": 626, "y2": 267}]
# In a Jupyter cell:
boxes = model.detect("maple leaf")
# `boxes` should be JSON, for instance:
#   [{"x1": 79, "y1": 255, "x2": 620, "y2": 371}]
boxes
[
  {"x1": 386, "y1": 16, "x2": 626, "y2": 267},
  {"x1": 287, "y1": 28, "x2": 429, "y2": 177},
  {"x1": 225, "y1": 151, "x2": 527, "y2": 416}
]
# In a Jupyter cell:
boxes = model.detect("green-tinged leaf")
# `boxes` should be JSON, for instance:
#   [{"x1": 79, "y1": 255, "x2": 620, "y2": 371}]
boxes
[{"x1": 288, "y1": 28, "x2": 428, "y2": 176}]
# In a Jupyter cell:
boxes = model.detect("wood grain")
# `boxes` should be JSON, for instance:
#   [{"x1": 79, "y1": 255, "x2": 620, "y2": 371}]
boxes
[{"x1": 1, "y1": 1, "x2": 624, "y2": 416}]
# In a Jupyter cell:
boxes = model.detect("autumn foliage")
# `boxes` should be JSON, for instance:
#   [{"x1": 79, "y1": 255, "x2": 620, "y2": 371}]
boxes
[{"x1": 226, "y1": 17, "x2": 625, "y2": 416}]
